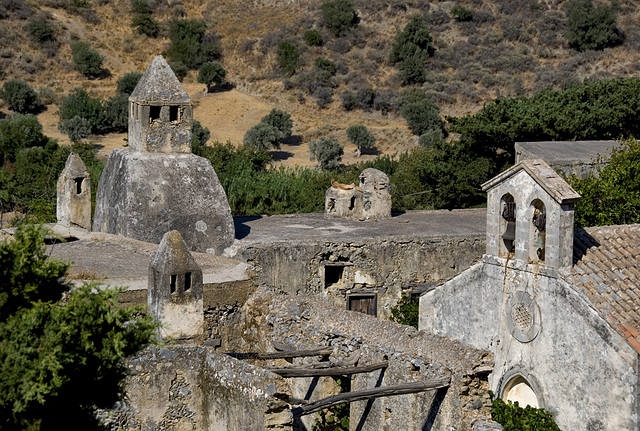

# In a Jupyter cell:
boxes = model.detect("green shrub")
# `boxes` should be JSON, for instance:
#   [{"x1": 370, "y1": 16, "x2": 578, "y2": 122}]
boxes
[
  {"x1": 58, "y1": 87, "x2": 106, "y2": 135},
  {"x1": 0, "y1": 113, "x2": 48, "y2": 164},
  {"x1": 491, "y1": 396, "x2": 561, "y2": 431},
  {"x1": 277, "y1": 41, "x2": 301, "y2": 76},
  {"x1": 37, "y1": 87, "x2": 58, "y2": 105},
  {"x1": 62, "y1": 115, "x2": 92, "y2": 142},
  {"x1": 26, "y1": 17, "x2": 56, "y2": 44},
  {"x1": 566, "y1": 0, "x2": 622, "y2": 51},
  {"x1": 104, "y1": 93, "x2": 129, "y2": 132},
  {"x1": 569, "y1": 137, "x2": 640, "y2": 228},
  {"x1": 321, "y1": 0, "x2": 357, "y2": 36},
  {"x1": 197, "y1": 61, "x2": 227, "y2": 92},
  {"x1": 314, "y1": 57, "x2": 337, "y2": 75},
  {"x1": 451, "y1": 5, "x2": 473, "y2": 22},
  {"x1": 304, "y1": 29, "x2": 324, "y2": 46},
  {"x1": 390, "y1": 295, "x2": 419, "y2": 328},
  {"x1": 418, "y1": 129, "x2": 444, "y2": 148},
  {"x1": 243, "y1": 123, "x2": 278, "y2": 152},
  {"x1": 131, "y1": 13, "x2": 160, "y2": 38},
  {"x1": 309, "y1": 137, "x2": 343, "y2": 170},
  {"x1": 116, "y1": 71, "x2": 143, "y2": 95},
  {"x1": 0, "y1": 79, "x2": 45, "y2": 114},
  {"x1": 389, "y1": 15, "x2": 433, "y2": 85},
  {"x1": 346, "y1": 124, "x2": 375, "y2": 154},
  {"x1": 169, "y1": 61, "x2": 189, "y2": 82},
  {"x1": 261, "y1": 108, "x2": 293, "y2": 142},
  {"x1": 191, "y1": 120, "x2": 210, "y2": 151},
  {"x1": 400, "y1": 97, "x2": 443, "y2": 136},
  {"x1": 69, "y1": 40, "x2": 104, "y2": 78},
  {"x1": 166, "y1": 19, "x2": 220, "y2": 69}
]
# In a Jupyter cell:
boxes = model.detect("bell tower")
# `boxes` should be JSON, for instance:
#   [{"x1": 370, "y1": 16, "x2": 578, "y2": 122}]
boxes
[{"x1": 482, "y1": 159, "x2": 580, "y2": 269}]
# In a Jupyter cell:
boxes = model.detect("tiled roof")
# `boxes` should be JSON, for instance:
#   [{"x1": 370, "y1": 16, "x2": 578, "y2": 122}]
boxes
[
  {"x1": 482, "y1": 159, "x2": 581, "y2": 204},
  {"x1": 566, "y1": 224, "x2": 640, "y2": 353}
]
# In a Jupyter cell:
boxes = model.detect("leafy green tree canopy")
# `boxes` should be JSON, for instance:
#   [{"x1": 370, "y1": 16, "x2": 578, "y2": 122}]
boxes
[
  {"x1": 565, "y1": 0, "x2": 623, "y2": 51},
  {"x1": 346, "y1": 124, "x2": 375, "y2": 155},
  {"x1": 58, "y1": 87, "x2": 107, "y2": 136},
  {"x1": 261, "y1": 108, "x2": 293, "y2": 142},
  {"x1": 197, "y1": 61, "x2": 227, "y2": 92},
  {"x1": 569, "y1": 137, "x2": 640, "y2": 228},
  {"x1": 0, "y1": 226, "x2": 157, "y2": 430},
  {"x1": 191, "y1": 119, "x2": 210, "y2": 151},
  {"x1": 166, "y1": 19, "x2": 220, "y2": 70},
  {"x1": 321, "y1": 0, "x2": 357, "y2": 36},
  {"x1": 0, "y1": 79, "x2": 45, "y2": 114},
  {"x1": 243, "y1": 122, "x2": 278, "y2": 152},
  {"x1": 0, "y1": 113, "x2": 48, "y2": 164},
  {"x1": 309, "y1": 137, "x2": 343, "y2": 170}
]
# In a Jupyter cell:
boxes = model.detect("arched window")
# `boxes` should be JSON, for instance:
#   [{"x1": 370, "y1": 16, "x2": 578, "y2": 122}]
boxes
[
  {"x1": 502, "y1": 375, "x2": 540, "y2": 408},
  {"x1": 500, "y1": 193, "x2": 516, "y2": 256},
  {"x1": 530, "y1": 199, "x2": 546, "y2": 263}
]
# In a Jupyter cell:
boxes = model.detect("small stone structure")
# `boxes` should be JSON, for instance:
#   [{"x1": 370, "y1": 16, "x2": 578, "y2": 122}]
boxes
[
  {"x1": 56, "y1": 153, "x2": 91, "y2": 230},
  {"x1": 93, "y1": 55, "x2": 235, "y2": 253},
  {"x1": 148, "y1": 230, "x2": 203, "y2": 340},
  {"x1": 325, "y1": 168, "x2": 391, "y2": 219},
  {"x1": 420, "y1": 159, "x2": 640, "y2": 430}
]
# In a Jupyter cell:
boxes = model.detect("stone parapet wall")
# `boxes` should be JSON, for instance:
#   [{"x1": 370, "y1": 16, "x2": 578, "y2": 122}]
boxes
[{"x1": 238, "y1": 235, "x2": 484, "y2": 318}]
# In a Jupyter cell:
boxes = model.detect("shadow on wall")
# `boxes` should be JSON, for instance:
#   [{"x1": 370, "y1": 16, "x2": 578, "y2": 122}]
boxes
[{"x1": 234, "y1": 215, "x2": 262, "y2": 240}]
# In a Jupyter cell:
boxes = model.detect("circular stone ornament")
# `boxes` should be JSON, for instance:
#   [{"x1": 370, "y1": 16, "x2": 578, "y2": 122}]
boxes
[{"x1": 506, "y1": 292, "x2": 541, "y2": 343}]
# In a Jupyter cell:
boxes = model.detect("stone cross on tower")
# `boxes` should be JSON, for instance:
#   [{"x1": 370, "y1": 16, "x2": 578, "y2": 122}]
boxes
[
  {"x1": 128, "y1": 55, "x2": 193, "y2": 153},
  {"x1": 148, "y1": 230, "x2": 203, "y2": 340}
]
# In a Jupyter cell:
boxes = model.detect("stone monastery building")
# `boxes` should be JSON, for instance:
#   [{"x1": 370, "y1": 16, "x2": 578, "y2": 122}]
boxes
[{"x1": 43, "y1": 56, "x2": 639, "y2": 431}]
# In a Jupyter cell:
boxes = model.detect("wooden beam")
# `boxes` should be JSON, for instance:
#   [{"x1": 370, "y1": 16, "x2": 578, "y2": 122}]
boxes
[
  {"x1": 225, "y1": 347, "x2": 332, "y2": 360},
  {"x1": 291, "y1": 377, "x2": 451, "y2": 416},
  {"x1": 265, "y1": 361, "x2": 389, "y2": 378}
]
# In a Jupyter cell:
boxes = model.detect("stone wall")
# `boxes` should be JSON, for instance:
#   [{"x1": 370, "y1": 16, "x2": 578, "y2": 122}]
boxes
[
  {"x1": 238, "y1": 235, "x2": 484, "y2": 318},
  {"x1": 420, "y1": 256, "x2": 639, "y2": 431},
  {"x1": 232, "y1": 288, "x2": 495, "y2": 431},
  {"x1": 106, "y1": 346, "x2": 293, "y2": 430}
]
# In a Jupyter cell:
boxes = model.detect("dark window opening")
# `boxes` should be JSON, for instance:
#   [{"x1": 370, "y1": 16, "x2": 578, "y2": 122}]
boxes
[
  {"x1": 349, "y1": 196, "x2": 356, "y2": 211},
  {"x1": 74, "y1": 177, "x2": 83, "y2": 194},
  {"x1": 348, "y1": 295, "x2": 377, "y2": 316},
  {"x1": 170, "y1": 106, "x2": 179, "y2": 122},
  {"x1": 325, "y1": 265, "x2": 344, "y2": 287},
  {"x1": 184, "y1": 272, "x2": 191, "y2": 291},
  {"x1": 170, "y1": 274, "x2": 177, "y2": 294},
  {"x1": 150, "y1": 106, "x2": 161, "y2": 122}
]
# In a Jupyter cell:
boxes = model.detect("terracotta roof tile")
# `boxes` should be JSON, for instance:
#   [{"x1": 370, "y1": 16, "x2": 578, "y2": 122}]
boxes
[{"x1": 569, "y1": 224, "x2": 640, "y2": 354}]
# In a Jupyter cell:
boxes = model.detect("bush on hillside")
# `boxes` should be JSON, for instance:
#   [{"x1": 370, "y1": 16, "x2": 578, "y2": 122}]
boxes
[
  {"x1": 346, "y1": 124, "x2": 375, "y2": 155},
  {"x1": 400, "y1": 97, "x2": 443, "y2": 136},
  {"x1": 197, "y1": 61, "x2": 227, "y2": 92},
  {"x1": 451, "y1": 6, "x2": 473, "y2": 22},
  {"x1": 389, "y1": 15, "x2": 433, "y2": 85},
  {"x1": 243, "y1": 123, "x2": 278, "y2": 152},
  {"x1": 0, "y1": 79, "x2": 45, "y2": 114},
  {"x1": 277, "y1": 41, "x2": 301, "y2": 76},
  {"x1": 26, "y1": 17, "x2": 56, "y2": 44},
  {"x1": 191, "y1": 120, "x2": 210, "y2": 151},
  {"x1": 70, "y1": 40, "x2": 105, "y2": 78},
  {"x1": 58, "y1": 87, "x2": 107, "y2": 136},
  {"x1": 309, "y1": 137, "x2": 343, "y2": 170},
  {"x1": 565, "y1": 0, "x2": 623, "y2": 51},
  {"x1": 321, "y1": 0, "x2": 358, "y2": 36},
  {"x1": 304, "y1": 29, "x2": 324, "y2": 46},
  {"x1": 116, "y1": 72, "x2": 143, "y2": 95},
  {"x1": 261, "y1": 109, "x2": 293, "y2": 142},
  {"x1": 166, "y1": 19, "x2": 220, "y2": 69}
]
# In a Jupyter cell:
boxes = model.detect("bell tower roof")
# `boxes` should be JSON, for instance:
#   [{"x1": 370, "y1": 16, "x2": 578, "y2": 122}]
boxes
[{"x1": 130, "y1": 55, "x2": 190, "y2": 105}]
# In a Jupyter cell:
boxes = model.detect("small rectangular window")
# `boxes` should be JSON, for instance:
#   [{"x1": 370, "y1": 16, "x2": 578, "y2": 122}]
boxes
[
  {"x1": 170, "y1": 274, "x2": 177, "y2": 294},
  {"x1": 150, "y1": 106, "x2": 161, "y2": 122},
  {"x1": 74, "y1": 178, "x2": 83, "y2": 194},
  {"x1": 184, "y1": 272, "x2": 191, "y2": 291},
  {"x1": 325, "y1": 265, "x2": 344, "y2": 287},
  {"x1": 169, "y1": 106, "x2": 179, "y2": 122}
]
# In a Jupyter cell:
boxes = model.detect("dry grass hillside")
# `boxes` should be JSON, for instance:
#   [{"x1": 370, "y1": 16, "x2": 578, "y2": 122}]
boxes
[{"x1": 1, "y1": 0, "x2": 640, "y2": 166}]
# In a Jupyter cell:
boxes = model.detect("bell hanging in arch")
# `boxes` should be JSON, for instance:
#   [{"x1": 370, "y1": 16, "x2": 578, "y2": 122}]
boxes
[{"x1": 502, "y1": 221, "x2": 516, "y2": 241}]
